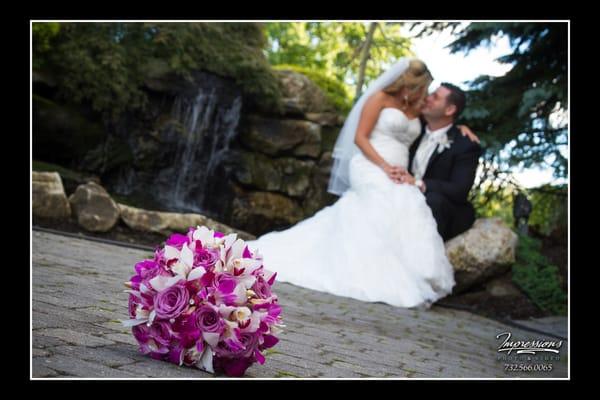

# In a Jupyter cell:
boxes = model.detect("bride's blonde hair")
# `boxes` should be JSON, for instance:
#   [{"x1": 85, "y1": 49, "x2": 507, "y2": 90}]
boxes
[{"x1": 382, "y1": 59, "x2": 433, "y2": 105}]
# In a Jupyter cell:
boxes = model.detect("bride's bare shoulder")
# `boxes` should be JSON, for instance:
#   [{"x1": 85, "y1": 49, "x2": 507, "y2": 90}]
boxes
[
  {"x1": 365, "y1": 91, "x2": 391, "y2": 108},
  {"x1": 370, "y1": 91, "x2": 390, "y2": 102}
]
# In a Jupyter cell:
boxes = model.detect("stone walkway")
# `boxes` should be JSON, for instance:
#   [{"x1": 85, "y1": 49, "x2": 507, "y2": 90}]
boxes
[{"x1": 32, "y1": 230, "x2": 568, "y2": 379}]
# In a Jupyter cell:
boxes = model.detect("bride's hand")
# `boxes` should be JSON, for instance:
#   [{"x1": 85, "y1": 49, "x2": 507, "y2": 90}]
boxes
[
  {"x1": 457, "y1": 124, "x2": 481, "y2": 144},
  {"x1": 398, "y1": 170, "x2": 416, "y2": 185},
  {"x1": 382, "y1": 164, "x2": 405, "y2": 183}
]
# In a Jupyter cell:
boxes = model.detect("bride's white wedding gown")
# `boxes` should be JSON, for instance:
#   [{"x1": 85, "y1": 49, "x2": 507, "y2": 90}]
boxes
[{"x1": 246, "y1": 108, "x2": 455, "y2": 308}]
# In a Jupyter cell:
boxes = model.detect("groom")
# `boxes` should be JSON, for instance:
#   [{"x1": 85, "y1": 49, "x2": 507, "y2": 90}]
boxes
[{"x1": 398, "y1": 83, "x2": 482, "y2": 241}]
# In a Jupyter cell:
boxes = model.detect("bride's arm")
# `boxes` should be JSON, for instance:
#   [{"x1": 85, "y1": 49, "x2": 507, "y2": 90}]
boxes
[{"x1": 354, "y1": 93, "x2": 404, "y2": 179}]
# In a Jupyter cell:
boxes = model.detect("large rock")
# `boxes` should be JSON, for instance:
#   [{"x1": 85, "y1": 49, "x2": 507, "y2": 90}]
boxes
[
  {"x1": 240, "y1": 115, "x2": 322, "y2": 158},
  {"x1": 320, "y1": 125, "x2": 342, "y2": 154},
  {"x1": 305, "y1": 112, "x2": 344, "y2": 126},
  {"x1": 118, "y1": 204, "x2": 255, "y2": 241},
  {"x1": 446, "y1": 218, "x2": 519, "y2": 293},
  {"x1": 233, "y1": 151, "x2": 281, "y2": 193},
  {"x1": 68, "y1": 182, "x2": 120, "y2": 232},
  {"x1": 231, "y1": 188, "x2": 304, "y2": 236},
  {"x1": 233, "y1": 150, "x2": 316, "y2": 198},
  {"x1": 32, "y1": 172, "x2": 71, "y2": 218},
  {"x1": 275, "y1": 70, "x2": 336, "y2": 115}
]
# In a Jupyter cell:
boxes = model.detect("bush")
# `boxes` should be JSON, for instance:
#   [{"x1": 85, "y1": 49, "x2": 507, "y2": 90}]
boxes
[
  {"x1": 273, "y1": 64, "x2": 352, "y2": 114},
  {"x1": 33, "y1": 22, "x2": 283, "y2": 120},
  {"x1": 528, "y1": 184, "x2": 567, "y2": 236},
  {"x1": 512, "y1": 234, "x2": 567, "y2": 315},
  {"x1": 471, "y1": 183, "x2": 567, "y2": 237}
]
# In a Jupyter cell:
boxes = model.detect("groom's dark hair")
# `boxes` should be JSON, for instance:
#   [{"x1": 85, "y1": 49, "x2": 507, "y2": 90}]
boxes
[{"x1": 441, "y1": 82, "x2": 466, "y2": 120}]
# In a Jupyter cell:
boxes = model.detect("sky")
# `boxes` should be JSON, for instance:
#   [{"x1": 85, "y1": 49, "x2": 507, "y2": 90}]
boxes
[{"x1": 399, "y1": 23, "x2": 568, "y2": 188}]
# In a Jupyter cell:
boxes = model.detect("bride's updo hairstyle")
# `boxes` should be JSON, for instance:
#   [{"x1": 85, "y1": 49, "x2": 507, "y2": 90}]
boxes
[{"x1": 382, "y1": 59, "x2": 433, "y2": 106}]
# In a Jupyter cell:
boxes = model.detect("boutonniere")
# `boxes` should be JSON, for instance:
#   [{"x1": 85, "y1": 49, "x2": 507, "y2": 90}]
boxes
[{"x1": 436, "y1": 137, "x2": 453, "y2": 154}]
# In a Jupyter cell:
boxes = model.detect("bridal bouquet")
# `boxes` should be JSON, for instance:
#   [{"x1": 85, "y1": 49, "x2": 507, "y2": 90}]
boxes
[{"x1": 122, "y1": 226, "x2": 283, "y2": 377}]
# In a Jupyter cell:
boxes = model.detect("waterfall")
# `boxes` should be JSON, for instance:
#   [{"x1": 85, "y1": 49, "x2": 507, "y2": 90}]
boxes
[{"x1": 158, "y1": 87, "x2": 242, "y2": 214}]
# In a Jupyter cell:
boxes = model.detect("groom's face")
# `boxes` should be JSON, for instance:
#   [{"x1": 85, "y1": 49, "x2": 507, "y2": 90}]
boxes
[{"x1": 422, "y1": 86, "x2": 455, "y2": 119}]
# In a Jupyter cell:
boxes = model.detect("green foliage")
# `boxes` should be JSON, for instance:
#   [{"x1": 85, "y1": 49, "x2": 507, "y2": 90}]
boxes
[
  {"x1": 472, "y1": 183, "x2": 515, "y2": 227},
  {"x1": 472, "y1": 180, "x2": 567, "y2": 237},
  {"x1": 265, "y1": 22, "x2": 412, "y2": 100},
  {"x1": 33, "y1": 22, "x2": 282, "y2": 120},
  {"x1": 35, "y1": 23, "x2": 149, "y2": 120},
  {"x1": 444, "y1": 22, "x2": 568, "y2": 180},
  {"x1": 528, "y1": 184, "x2": 567, "y2": 236},
  {"x1": 512, "y1": 234, "x2": 567, "y2": 315},
  {"x1": 32, "y1": 22, "x2": 60, "y2": 69},
  {"x1": 273, "y1": 64, "x2": 352, "y2": 114}
]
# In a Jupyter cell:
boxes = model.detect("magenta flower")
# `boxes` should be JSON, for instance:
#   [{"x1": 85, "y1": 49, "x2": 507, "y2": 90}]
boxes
[
  {"x1": 260, "y1": 334, "x2": 279, "y2": 351},
  {"x1": 254, "y1": 303, "x2": 282, "y2": 329},
  {"x1": 132, "y1": 322, "x2": 173, "y2": 357},
  {"x1": 213, "y1": 273, "x2": 244, "y2": 306},
  {"x1": 213, "y1": 332, "x2": 263, "y2": 376},
  {"x1": 150, "y1": 321, "x2": 174, "y2": 347},
  {"x1": 124, "y1": 225, "x2": 283, "y2": 377},
  {"x1": 213, "y1": 356, "x2": 254, "y2": 377},
  {"x1": 154, "y1": 282, "x2": 190, "y2": 320},
  {"x1": 200, "y1": 271, "x2": 215, "y2": 288},
  {"x1": 128, "y1": 294, "x2": 138, "y2": 318},
  {"x1": 215, "y1": 332, "x2": 259, "y2": 359},
  {"x1": 153, "y1": 247, "x2": 165, "y2": 264},
  {"x1": 128, "y1": 260, "x2": 160, "y2": 290},
  {"x1": 166, "y1": 233, "x2": 189, "y2": 249},
  {"x1": 172, "y1": 314, "x2": 201, "y2": 349},
  {"x1": 251, "y1": 276, "x2": 272, "y2": 299},
  {"x1": 135, "y1": 260, "x2": 159, "y2": 276},
  {"x1": 194, "y1": 248, "x2": 220, "y2": 270},
  {"x1": 195, "y1": 305, "x2": 225, "y2": 334},
  {"x1": 168, "y1": 343, "x2": 185, "y2": 366}
]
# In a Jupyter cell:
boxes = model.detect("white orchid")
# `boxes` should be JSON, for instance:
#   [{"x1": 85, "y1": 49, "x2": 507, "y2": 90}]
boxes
[
  {"x1": 192, "y1": 226, "x2": 231, "y2": 249},
  {"x1": 436, "y1": 136, "x2": 454, "y2": 154},
  {"x1": 148, "y1": 274, "x2": 183, "y2": 292},
  {"x1": 163, "y1": 242, "x2": 195, "y2": 279},
  {"x1": 198, "y1": 346, "x2": 214, "y2": 374}
]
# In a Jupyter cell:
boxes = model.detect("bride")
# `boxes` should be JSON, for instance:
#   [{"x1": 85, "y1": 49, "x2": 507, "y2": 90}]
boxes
[{"x1": 246, "y1": 58, "x2": 475, "y2": 308}]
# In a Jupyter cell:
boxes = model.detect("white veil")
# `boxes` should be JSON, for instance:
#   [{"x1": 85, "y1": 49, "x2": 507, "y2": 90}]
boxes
[{"x1": 327, "y1": 57, "x2": 413, "y2": 196}]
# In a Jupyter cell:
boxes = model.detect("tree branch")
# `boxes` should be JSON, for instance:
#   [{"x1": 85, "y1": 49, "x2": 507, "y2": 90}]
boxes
[
  {"x1": 355, "y1": 22, "x2": 378, "y2": 100},
  {"x1": 341, "y1": 41, "x2": 364, "y2": 70}
]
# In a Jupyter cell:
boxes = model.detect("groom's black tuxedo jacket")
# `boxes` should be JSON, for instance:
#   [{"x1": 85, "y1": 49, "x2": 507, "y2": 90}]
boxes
[{"x1": 408, "y1": 120, "x2": 482, "y2": 240}]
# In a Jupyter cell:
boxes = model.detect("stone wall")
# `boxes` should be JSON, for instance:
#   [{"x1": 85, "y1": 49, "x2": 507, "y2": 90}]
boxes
[
  {"x1": 228, "y1": 69, "x2": 343, "y2": 236},
  {"x1": 33, "y1": 66, "x2": 344, "y2": 237}
]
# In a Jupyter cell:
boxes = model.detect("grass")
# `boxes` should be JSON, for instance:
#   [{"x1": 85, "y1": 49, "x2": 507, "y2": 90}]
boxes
[{"x1": 512, "y1": 234, "x2": 567, "y2": 315}]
